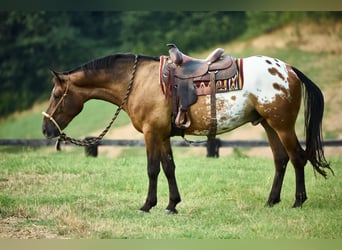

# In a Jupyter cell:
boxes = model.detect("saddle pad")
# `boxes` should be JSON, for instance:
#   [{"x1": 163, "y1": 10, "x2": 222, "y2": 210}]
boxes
[
  {"x1": 159, "y1": 56, "x2": 170, "y2": 97},
  {"x1": 194, "y1": 58, "x2": 244, "y2": 96}
]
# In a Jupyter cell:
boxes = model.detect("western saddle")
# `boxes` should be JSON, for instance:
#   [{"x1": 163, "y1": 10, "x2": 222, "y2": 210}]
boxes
[{"x1": 162, "y1": 44, "x2": 238, "y2": 137}]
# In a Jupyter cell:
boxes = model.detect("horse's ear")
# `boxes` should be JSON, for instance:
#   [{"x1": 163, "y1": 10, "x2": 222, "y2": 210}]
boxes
[{"x1": 49, "y1": 68, "x2": 63, "y2": 83}]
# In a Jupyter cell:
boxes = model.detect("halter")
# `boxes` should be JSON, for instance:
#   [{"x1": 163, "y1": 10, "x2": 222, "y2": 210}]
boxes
[
  {"x1": 42, "y1": 54, "x2": 139, "y2": 150},
  {"x1": 42, "y1": 82, "x2": 70, "y2": 135}
]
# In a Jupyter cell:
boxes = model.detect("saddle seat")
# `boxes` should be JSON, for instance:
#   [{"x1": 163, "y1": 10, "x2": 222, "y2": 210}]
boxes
[{"x1": 167, "y1": 43, "x2": 236, "y2": 80}]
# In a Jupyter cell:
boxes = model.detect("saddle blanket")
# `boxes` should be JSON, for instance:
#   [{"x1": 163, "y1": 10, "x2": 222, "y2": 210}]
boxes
[{"x1": 159, "y1": 56, "x2": 244, "y2": 97}]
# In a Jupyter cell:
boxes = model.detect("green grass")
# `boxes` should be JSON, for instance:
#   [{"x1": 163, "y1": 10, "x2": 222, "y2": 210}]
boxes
[{"x1": 0, "y1": 148, "x2": 340, "y2": 239}]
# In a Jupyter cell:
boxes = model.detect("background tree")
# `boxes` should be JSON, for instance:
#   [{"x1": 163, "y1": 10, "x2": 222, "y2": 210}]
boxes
[{"x1": 0, "y1": 11, "x2": 340, "y2": 118}]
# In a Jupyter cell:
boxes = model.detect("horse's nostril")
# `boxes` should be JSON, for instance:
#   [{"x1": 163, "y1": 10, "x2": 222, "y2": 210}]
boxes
[
  {"x1": 42, "y1": 122, "x2": 58, "y2": 139},
  {"x1": 42, "y1": 126, "x2": 49, "y2": 138}
]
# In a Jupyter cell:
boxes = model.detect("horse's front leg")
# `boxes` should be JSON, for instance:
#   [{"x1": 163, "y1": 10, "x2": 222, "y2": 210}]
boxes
[
  {"x1": 160, "y1": 138, "x2": 181, "y2": 214},
  {"x1": 140, "y1": 133, "x2": 161, "y2": 213}
]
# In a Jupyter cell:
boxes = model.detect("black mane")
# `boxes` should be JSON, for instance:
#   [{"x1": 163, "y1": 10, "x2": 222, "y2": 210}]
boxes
[{"x1": 62, "y1": 53, "x2": 159, "y2": 75}]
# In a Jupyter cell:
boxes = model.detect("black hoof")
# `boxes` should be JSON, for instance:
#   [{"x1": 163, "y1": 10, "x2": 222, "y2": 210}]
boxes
[
  {"x1": 292, "y1": 202, "x2": 303, "y2": 208},
  {"x1": 139, "y1": 209, "x2": 150, "y2": 214},
  {"x1": 292, "y1": 192, "x2": 307, "y2": 208},
  {"x1": 139, "y1": 206, "x2": 151, "y2": 213},
  {"x1": 265, "y1": 202, "x2": 274, "y2": 208},
  {"x1": 265, "y1": 198, "x2": 280, "y2": 207},
  {"x1": 165, "y1": 208, "x2": 178, "y2": 214},
  {"x1": 292, "y1": 200, "x2": 305, "y2": 208}
]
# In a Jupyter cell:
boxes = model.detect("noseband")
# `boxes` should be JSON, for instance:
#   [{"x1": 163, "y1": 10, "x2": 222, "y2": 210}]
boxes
[{"x1": 42, "y1": 82, "x2": 70, "y2": 135}]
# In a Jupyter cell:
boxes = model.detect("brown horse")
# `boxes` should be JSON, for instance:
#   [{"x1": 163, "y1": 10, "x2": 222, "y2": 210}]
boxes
[{"x1": 42, "y1": 52, "x2": 333, "y2": 213}]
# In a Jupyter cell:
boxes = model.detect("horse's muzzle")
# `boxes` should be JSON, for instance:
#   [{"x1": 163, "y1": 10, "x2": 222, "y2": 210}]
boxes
[{"x1": 42, "y1": 119, "x2": 60, "y2": 139}]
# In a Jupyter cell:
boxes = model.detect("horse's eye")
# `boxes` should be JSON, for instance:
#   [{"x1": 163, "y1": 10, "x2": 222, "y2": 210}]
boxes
[{"x1": 53, "y1": 93, "x2": 62, "y2": 100}]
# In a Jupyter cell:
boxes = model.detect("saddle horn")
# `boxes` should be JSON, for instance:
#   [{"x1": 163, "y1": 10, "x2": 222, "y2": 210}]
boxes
[{"x1": 167, "y1": 43, "x2": 183, "y2": 65}]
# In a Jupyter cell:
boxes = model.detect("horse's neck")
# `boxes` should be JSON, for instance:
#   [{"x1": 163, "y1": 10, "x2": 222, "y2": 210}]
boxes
[{"x1": 71, "y1": 70, "x2": 130, "y2": 106}]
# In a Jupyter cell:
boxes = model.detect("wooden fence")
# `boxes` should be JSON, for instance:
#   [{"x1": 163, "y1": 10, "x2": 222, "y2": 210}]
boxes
[
  {"x1": 1, "y1": 138, "x2": 342, "y2": 157},
  {"x1": 1, "y1": 138, "x2": 342, "y2": 147}
]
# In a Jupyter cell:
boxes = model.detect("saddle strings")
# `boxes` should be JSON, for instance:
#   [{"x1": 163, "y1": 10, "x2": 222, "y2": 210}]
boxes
[{"x1": 51, "y1": 54, "x2": 139, "y2": 149}]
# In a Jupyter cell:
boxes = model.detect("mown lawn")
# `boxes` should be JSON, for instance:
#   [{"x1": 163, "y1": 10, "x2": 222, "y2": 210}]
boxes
[{"x1": 0, "y1": 148, "x2": 340, "y2": 239}]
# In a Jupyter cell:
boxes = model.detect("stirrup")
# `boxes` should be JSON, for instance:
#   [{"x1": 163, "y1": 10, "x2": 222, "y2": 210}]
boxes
[{"x1": 175, "y1": 108, "x2": 191, "y2": 129}]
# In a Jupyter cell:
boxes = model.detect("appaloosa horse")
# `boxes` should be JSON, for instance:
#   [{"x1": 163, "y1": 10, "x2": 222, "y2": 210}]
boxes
[{"x1": 42, "y1": 50, "x2": 333, "y2": 213}]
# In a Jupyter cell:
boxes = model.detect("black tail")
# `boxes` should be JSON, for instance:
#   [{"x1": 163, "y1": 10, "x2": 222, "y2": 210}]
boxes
[{"x1": 292, "y1": 67, "x2": 334, "y2": 178}]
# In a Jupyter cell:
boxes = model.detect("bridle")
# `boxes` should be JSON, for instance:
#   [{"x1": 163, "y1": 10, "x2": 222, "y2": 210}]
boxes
[{"x1": 42, "y1": 54, "x2": 139, "y2": 149}]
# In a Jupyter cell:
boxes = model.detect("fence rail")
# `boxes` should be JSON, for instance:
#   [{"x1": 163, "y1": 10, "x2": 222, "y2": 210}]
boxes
[{"x1": 1, "y1": 138, "x2": 342, "y2": 147}]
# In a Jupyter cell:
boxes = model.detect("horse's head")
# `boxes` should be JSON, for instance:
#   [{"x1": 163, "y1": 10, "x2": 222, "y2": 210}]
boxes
[{"x1": 42, "y1": 70, "x2": 84, "y2": 138}]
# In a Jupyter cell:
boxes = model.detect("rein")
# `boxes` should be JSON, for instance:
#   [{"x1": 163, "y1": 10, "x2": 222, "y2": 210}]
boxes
[{"x1": 43, "y1": 54, "x2": 139, "y2": 150}]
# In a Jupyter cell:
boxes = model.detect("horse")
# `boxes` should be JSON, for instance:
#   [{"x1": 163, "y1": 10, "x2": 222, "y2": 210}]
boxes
[{"x1": 42, "y1": 51, "x2": 333, "y2": 213}]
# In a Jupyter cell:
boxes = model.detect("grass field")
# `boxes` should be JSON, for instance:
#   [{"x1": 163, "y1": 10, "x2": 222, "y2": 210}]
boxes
[
  {"x1": 0, "y1": 148, "x2": 341, "y2": 239},
  {"x1": 1, "y1": 21, "x2": 341, "y2": 239}
]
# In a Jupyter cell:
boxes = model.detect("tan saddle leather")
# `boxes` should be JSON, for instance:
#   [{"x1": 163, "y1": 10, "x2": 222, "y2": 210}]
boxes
[{"x1": 163, "y1": 44, "x2": 238, "y2": 132}]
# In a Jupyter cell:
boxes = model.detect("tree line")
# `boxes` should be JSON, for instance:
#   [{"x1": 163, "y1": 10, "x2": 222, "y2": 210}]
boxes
[{"x1": 0, "y1": 11, "x2": 340, "y2": 117}]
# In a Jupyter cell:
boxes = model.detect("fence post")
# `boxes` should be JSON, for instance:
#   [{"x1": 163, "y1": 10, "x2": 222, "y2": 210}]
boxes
[
  {"x1": 84, "y1": 137, "x2": 99, "y2": 157},
  {"x1": 206, "y1": 138, "x2": 221, "y2": 158}
]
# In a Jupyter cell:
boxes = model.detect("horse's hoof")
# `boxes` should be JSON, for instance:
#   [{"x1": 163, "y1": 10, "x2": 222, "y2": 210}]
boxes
[
  {"x1": 292, "y1": 202, "x2": 303, "y2": 208},
  {"x1": 165, "y1": 208, "x2": 178, "y2": 215},
  {"x1": 264, "y1": 202, "x2": 274, "y2": 208},
  {"x1": 292, "y1": 192, "x2": 307, "y2": 208},
  {"x1": 265, "y1": 199, "x2": 280, "y2": 207},
  {"x1": 292, "y1": 200, "x2": 304, "y2": 208},
  {"x1": 139, "y1": 208, "x2": 150, "y2": 214}
]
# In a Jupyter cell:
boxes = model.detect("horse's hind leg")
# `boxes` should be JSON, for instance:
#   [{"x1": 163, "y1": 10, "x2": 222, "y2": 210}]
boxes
[
  {"x1": 160, "y1": 139, "x2": 181, "y2": 214},
  {"x1": 261, "y1": 121, "x2": 290, "y2": 206},
  {"x1": 267, "y1": 122, "x2": 308, "y2": 207}
]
